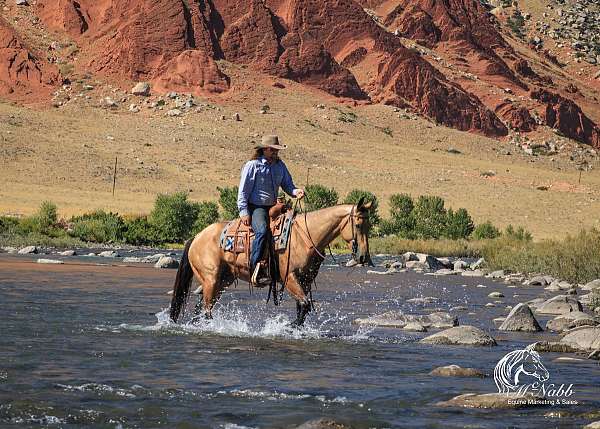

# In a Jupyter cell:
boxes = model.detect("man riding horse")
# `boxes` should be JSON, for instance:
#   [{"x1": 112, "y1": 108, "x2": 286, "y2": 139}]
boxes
[{"x1": 237, "y1": 135, "x2": 304, "y2": 286}]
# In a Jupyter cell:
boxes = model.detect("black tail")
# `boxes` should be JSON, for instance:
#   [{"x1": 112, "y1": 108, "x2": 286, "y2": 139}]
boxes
[{"x1": 169, "y1": 239, "x2": 194, "y2": 322}]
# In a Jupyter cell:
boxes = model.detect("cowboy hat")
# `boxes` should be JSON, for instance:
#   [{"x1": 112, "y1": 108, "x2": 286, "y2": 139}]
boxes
[{"x1": 255, "y1": 135, "x2": 288, "y2": 150}]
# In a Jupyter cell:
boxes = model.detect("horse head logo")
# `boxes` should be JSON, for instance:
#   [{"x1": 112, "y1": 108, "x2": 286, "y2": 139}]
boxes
[{"x1": 494, "y1": 344, "x2": 550, "y2": 394}]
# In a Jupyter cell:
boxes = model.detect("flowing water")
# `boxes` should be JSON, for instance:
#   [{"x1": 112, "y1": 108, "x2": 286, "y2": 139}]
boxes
[{"x1": 0, "y1": 252, "x2": 599, "y2": 428}]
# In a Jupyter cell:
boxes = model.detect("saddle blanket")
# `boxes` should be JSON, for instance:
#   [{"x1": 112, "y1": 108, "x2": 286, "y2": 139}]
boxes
[{"x1": 219, "y1": 211, "x2": 294, "y2": 254}]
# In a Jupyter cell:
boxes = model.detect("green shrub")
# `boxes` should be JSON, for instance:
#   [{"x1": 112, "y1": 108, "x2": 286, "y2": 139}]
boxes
[
  {"x1": 304, "y1": 184, "x2": 339, "y2": 211},
  {"x1": 388, "y1": 193, "x2": 415, "y2": 237},
  {"x1": 413, "y1": 195, "x2": 447, "y2": 239},
  {"x1": 123, "y1": 216, "x2": 158, "y2": 246},
  {"x1": 0, "y1": 216, "x2": 19, "y2": 234},
  {"x1": 343, "y1": 189, "x2": 380, "y2": 225},
  {"x1": 507, "y1": 9, "x2": 525, "y2": 38},
  {"x1": 445, "y1": 208, "x2": 474, "y2": 240},
  {"x1": 504, "y1": 224, "x2": 532, "y2": 241},
  {"x1": 149, "y1": 192, "x2": 199, "y2": 243},
  {"x1": 70, "y1": 210, "x2": 126, "y2": 243},
  {"x1": 192, "y1": 201, "x2": 220, "y2": 235},
  {"x1": 37, "y1": 201, "x2": 58, "y2": 231},
  {"x1": 472, "y1": 221, "x2": 501, "y2": 240},
  {"x1": 218, "y1": 186, "x2": 239, "y2": 220}
]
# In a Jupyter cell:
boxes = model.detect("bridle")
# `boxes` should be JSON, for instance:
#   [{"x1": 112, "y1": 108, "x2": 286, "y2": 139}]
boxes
[{"x1": 340, "y1": 205, "x2": 368, "y2": 261}]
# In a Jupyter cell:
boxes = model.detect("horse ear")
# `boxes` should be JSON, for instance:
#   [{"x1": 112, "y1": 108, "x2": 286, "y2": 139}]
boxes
[
  {"x1": 356, "y1": 196, "x2": 365, "y2": 209},
  {"x1": 362, "y1": 201, "x2": 373, "y2": 211}
]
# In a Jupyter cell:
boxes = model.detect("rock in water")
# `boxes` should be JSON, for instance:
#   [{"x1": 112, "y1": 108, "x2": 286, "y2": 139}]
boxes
[
  {"x1": 131, "y1": 82, "x2": 150, "y2": 96},
  {"x1": 420, "y1": 326, "x2": 497, "y2": 346},
  {"x1": 99, "y1": 250, "x2": 120, "y2": 258},
  {"x1": 436, "y1": 393, "x2": 543, "y2": 409},
  {"x1": 37, "y1": 258, "x2": 63, "y2": 264},
  {"x1": 546, "y1": 311, "x2": 598, "y2": 332},
  {"x1": 59, "y1": 250, "x2": 76, "y2": 256},
  {"x1": 154, "y1": 256, "x2": 179, "y2": 269},
  {"x1": 499, "y1": 303, "x2": 543, "y2": 332},
  {"x1": 560, "y1": 327, "x2": 600, "y2": 352},
  {"x1": 294, "y1": 418, "x2": 352, "y2": 429},
  {"x1": 536, "y1": 295, "x2": 583, "y2": 315},
  {"x1": 583, "y1": 279, "x2": 600, "y2": 291},
  {"x1": 18, "y1": 246, "x2": 39, "y2": 254},
  {"x1": 429, "y1": 365, "x2": 485, "y2": 377}
]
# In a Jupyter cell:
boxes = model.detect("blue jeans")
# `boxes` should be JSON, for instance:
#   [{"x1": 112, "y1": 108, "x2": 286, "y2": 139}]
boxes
[{"x1": 249, "y1": 205, "x2": 272, "y2": 271}]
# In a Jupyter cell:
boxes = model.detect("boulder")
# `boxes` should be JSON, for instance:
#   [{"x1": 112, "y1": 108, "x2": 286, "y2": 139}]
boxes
[
  {"x1": 429, "y1": 365, "x2": 485, "y2": 377},
  {"x1": 18, "y1": 245, "x2": 39, "y2": 254},
  {"x1": 536, "y1": 295, "x2": 583, "y2": 315},
  {"x1": 528, "y1": 275, "x2": 554, "y2": 286},
  {"x1": 488, "y1": 270, "x2": 505, "y2": 278},
  {"x1": 583, "y1": 279, "x2": 600, "y2": 291},
  {"x1": 405, "y1": 261, "x2": 429, "y2": 270},
  {"x1": 453, "y1": 260, "x2": 468, "y2": 271},
  {"x1": 99, "y1": 250, "x2": 120, "y2": 258},
  {"x1": 131, "y1": 82, "x2": 150, "y2": 96},
  {"x1": 36, "y1": 258, "x2": 64, "y2": 264},
  {"x1": 420, "y1": 326, "x2": 497, "y2": 346},
  {"x1": 560, "y1": 327, "x2": 600, "y2": 351},
  {"x1": 546, "y1": 311, "x2": 598, "y2": 332},
  {"x1": 499, "y1": 303, "x2": 543, "y2": 332},
  {"x1": 143, "y1": 253, "x2": 166, "y2": 263},
  {"x1": 58, "y1": 250, "x2": 76, "y2": 256},
  {"x1": 488, "y1": 292, "x2": 504, "y2": 298},
  {"x1": 154, "y1": 256, "x2": 179, "y2": 269},
  {"x1": 354, "y1": 311, "x2": 457, "y2": 329},
  {"x1": 403, "y1": 322, "x2": 427, "y2": 332},
  {"x1": 461, "y1": 269, "x2": 485, "y2": 277},
  {"x1": 470, "y1": 258, "x2": 485, "y2": 270},
  {"x1": 584, "y1": 422, "x2": 600, "y2": 429},
  {"x1": 436, "y1": 393, "x2": 542, "y2": 409}
]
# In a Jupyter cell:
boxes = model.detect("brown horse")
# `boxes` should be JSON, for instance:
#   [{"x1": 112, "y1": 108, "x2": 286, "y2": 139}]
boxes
[{"x1": 169, "y1": 198, "x2": 373, "y2": 327}]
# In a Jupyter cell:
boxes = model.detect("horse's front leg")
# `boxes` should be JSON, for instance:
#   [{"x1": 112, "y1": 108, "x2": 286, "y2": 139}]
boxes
[{"x1": 285, "y1": 273, "x2": 311, "y2": 327}]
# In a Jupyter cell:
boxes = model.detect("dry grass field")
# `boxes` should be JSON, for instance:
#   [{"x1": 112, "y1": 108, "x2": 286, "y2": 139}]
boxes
[{"x1": 1, "y1": 65, "x2": 599, "y2": 240}]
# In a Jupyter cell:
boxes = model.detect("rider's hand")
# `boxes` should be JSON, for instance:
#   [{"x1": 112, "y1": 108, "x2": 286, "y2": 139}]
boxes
[
  {"x1": 295, "y1": 189, "x2": 305, "y2": 199},
  {"x1": 241, "y1": 215, "x2": 251, "y2": 226}
]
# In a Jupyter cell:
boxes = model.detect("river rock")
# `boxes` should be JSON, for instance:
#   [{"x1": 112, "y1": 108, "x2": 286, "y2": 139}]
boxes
[
  {"x1": 354, "y1": 311, "x2": 457, "y2": 329},
  {"x1": 431, "y1": 268, "x2": 456, "y2": 276},
  {"x1": 546, "y1": 311, "x2": 598, "y2": 332},
  {"x1": 461, "y1": 269, "x2": 485, "y2": 277},
  {"x1": 131, "y1": 82, "x2": 150, "y2": 96},
  {"x1": 488, "y1": 270, "x2": 505, "y2": 278},
  {"x1": 36, "y1": 258, "x2": 64, "y2": 264},
  {"x1": 59, "y1": 250, "x2": 76, "y2": 256},
  {"x1": 420, "y1": 326, "x2": 497, "y2": 346},
  {"x1": 454, "y1": 260, "x2": 468, "y2": 271},
  {"x1": 18, "y1": 245, "x2": 39, "y2": 254},
  {"x1": 99, "y1": 250, "x2": 120, "y2": 258},
  {"x1": 583, "y1": 279, "x2": 600, "y2": 291},
  {"x1": 470, "y1": 258, "x2": 485, "y2": 270},
  {"x1": 406, "y1": 297, "x2": 438, "y2": 305},
  {"x1": 123, "y1": 257, "x2": 144, "y2": 263},
  {"x1": 429, "y1": 365, "x2": 485, "y2": 377},
  {"x1": 560, "y1": 327, "x2": 600, "y2": 351},
  {"x1": 403, "y1": 322, "x2": 427, "y2": 332},
  {"x1": 528, "y1": 275, "x2": 554, "y2": 286},
  {"x1": 536, "y1": 295, "x2": 583, "y2": 315},
  {"x1": 488, "y1": 292, "x2": 504, "y2": 298},
  {"x1": 584, "y1": 422, "x2": 600, "y2": 429},
  {"x1": 436, "y1": 393, "x2": 541, "y2": 409},
  {"x1": 405, "y1": 260, "x2": 429, "y2": 270},
  {"x1": 2, "y1": 246, "x2": 17, "y2": 253},
  {"x1": 143, "y1": 253, "x2": 166, "y2": 263},
  {"x1": 154, "y1": 256, "x2": 179, "y2": 269},
  {"x1": 499, "y1": 303, "x2": 543, "y2": 332},
  {"x1": 295, "y1": 418, "x2": 352, "y2": 429}
]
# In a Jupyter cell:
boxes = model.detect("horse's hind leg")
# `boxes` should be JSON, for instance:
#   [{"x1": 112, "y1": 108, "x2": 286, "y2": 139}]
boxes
[{"x1": 284, "y1": 274, "x2": 311, "y2": 327}]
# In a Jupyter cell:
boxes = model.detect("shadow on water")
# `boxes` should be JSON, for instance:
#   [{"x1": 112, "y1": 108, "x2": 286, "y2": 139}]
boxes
[{"x1": 0, "y1": 254, "x2": 599, "y2": 428}]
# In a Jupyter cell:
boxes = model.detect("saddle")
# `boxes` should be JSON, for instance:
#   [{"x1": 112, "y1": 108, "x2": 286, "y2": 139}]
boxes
[{"x1": 219, "y1": 202, "x2": 294, "y2": 264}]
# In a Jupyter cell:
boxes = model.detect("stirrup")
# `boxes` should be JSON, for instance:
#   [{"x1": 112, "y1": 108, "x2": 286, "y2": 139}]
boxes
[{"x1": 251, "y1": 262, "x2": 270, "y2": 286}]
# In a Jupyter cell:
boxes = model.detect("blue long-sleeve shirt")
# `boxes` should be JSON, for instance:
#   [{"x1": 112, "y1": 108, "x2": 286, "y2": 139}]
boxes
[{"x1": 237, "y1": 157, "x2": 298, "y2": 217}]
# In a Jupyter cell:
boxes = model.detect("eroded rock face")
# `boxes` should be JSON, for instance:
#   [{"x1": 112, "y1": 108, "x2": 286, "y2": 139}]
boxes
[
  {"x1": 496, "y1": 103, "x2": 537, "y2": 132},
  {"x1": 531, "y1": 89, "x2": 600, "y2": 148},
  {"x1": 0, "y1": 17, "x2": 59, "y2": 100}
]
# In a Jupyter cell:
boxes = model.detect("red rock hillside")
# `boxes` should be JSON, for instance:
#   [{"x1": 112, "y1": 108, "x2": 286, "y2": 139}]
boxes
[
  {"x1": 0, "y1": 16, "x2": 59, "y2": 101},
  {"x1": 0, "y1": 0, "x2": 598, "y2": 146}
]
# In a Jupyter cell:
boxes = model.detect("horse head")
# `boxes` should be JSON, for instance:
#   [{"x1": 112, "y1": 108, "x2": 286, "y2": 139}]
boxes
[{"x1": 340, "y1": 197, "x2": 372, "y2": 265}]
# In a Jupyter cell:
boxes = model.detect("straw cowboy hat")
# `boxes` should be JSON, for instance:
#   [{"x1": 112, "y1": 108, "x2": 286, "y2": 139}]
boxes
[{"x1": 255, "y1": 135, "x2": 288, "y2": 150}]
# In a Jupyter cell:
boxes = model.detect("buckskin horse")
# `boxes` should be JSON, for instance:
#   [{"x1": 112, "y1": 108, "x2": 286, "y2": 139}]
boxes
[{"x1": 169, "y1": 198, "x2": 372, "y2": 327}]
